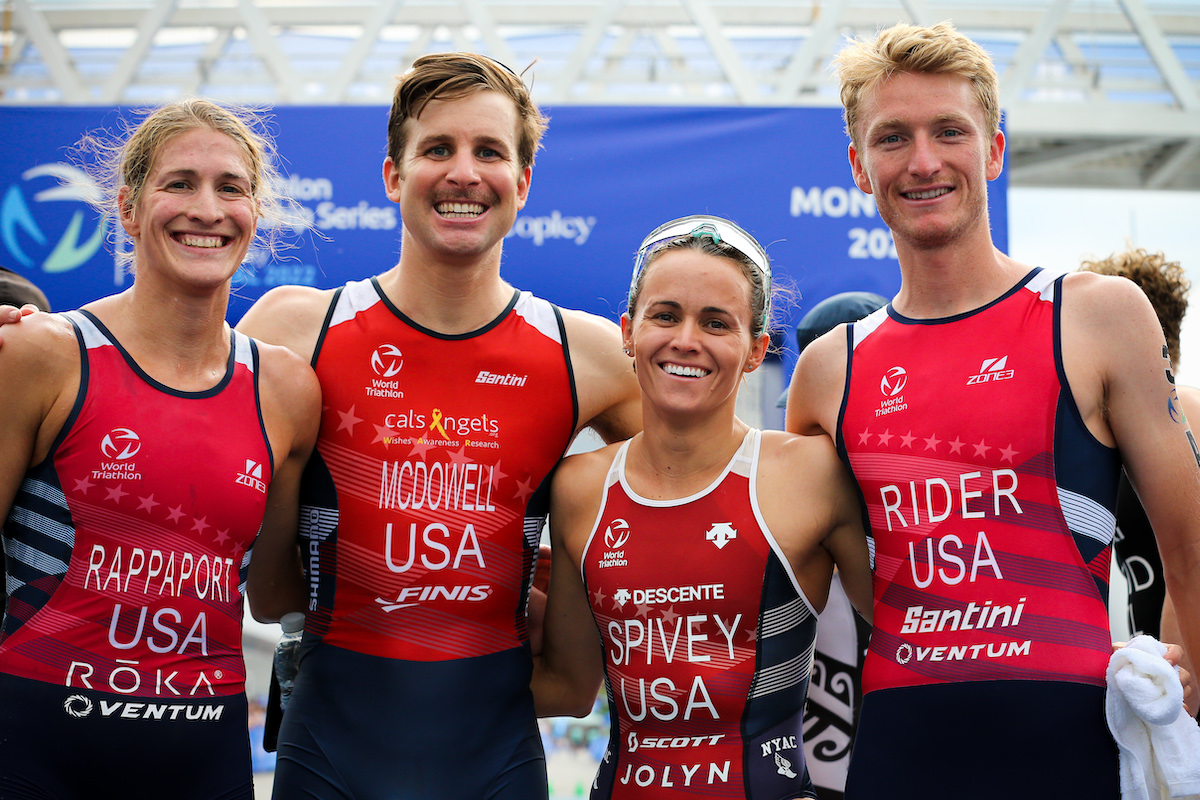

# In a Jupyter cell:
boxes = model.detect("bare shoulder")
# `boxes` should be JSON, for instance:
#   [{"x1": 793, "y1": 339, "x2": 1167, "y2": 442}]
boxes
[
  {"x1": 551, "y1": 442, "x2": 621, "y2": 548},
  {"x1": 559, "y1": 308, "x2": 640, "y2": 443},
  {"x1": 758, "y1": 429, "x2": 843, "y2": 487},
  {"x1": 786, "y1": 324, "x2": 850, "y2": 436},
  {"x1": 255, "y1": 340, "x2": 322, "y2": 414},
  {"x1": 1060, "y1": 270, "x2": 1157, "y2": 333},
  {"x1": 236, "y1": 284, "x2": 337, "y2": 362},
  {"x1": 0, "y1": 310, "x2": 79, "y2": 376}
]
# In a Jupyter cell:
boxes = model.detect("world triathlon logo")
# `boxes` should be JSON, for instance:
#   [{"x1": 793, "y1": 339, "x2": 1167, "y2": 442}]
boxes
[
  {"x1": 371, "y1": 344, "x2": 404, "y2": 378},
  {"x1": 604, "y1": 518, "x2": 630, "y2": 549},
  {"x1": 64, "y1": 694, "x2": 94, "y2": 718},
  {"x1": 880, "y1": 366, "x2": 907, "y2": 397},
  {"x1": 100, "y1": 427, "x2": 142, "y2": 460},
  {"x1": 2, "y1": 163, "x2": 107, "y2": 274}
]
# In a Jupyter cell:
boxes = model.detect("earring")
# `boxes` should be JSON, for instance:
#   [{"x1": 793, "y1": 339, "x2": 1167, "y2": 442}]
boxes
[{"x1": 623, "y1": 347, "x2": 632, "y2": 356}]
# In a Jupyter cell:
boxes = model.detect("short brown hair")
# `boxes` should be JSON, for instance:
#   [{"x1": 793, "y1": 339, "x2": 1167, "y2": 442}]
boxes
[
  {"x1": 387, "y1": 52, "x2": 548, "y2": 172},
  {"x1": 835, "y1": 21, "x2": 1001, "y2": 150},
  {"x1": 1081, "y1": 247, "x2": 1190, "y2": 366}
]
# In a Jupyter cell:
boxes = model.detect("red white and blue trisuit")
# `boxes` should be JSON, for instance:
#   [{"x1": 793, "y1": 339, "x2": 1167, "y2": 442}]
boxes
[
  {"x1": 584, "y1": 428, "x2": 819, "y2": 800},
  {"x1": 1, "y1": 309, "x2": 271, "y2": 800},
  {"x1": 273, "y1": 278, "x2": 577, "y2": 799},
  {"x1": 839, "y1": 269, "x2": 1121, "y2": 798}
]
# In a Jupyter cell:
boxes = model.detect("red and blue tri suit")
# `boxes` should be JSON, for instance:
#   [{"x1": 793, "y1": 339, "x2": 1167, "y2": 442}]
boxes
[
  {"x1": 584, "y1": 428, "x2": 819, "y2": 800},
  {"x1": 274, "y1": 278, "x2": 577, "y2": 800},
  {"x1": 838, "y1": 269, "x2": 1121, "y2": 798},
  {"x1": 1, "y1": 309, "x2": 271, "y2": 800}
]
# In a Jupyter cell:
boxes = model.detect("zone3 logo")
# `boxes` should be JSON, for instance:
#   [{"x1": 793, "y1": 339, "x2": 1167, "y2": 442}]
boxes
[{"x1": 967, "y1": 356, "x2": 1015, "y2": 385}]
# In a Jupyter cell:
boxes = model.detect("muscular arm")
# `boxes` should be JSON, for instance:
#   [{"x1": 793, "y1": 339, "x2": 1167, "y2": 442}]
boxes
[
  {"x1": 531, "y1": 449, "x2": 611, "y2": 717},
  {"x1": 1062, "y1": 272, "x2": 1200, "y2": 674},
  {"x1": 560, "y1": 309, "x2": 641, "y2": 444},
  {"x1": 785, "y1": 325, "x2": 850, "y2": 438},
  {"x1": 757, "y1": 431, "x2": 872, "y2": 621},
  {"x1": 245, "y1": 342, "x2": 322, "y2": 622},
  {"x1": 234, "y1": 284, "x2": 336, "y2": 363}
]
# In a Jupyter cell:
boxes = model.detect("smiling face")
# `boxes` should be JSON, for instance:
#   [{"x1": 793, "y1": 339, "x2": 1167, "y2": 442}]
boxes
[
  {"x1": 384, "y1": 90, "x2": 531, "y2": 265},
  {"x1": 119, "y1": 127, "x2": 256, "y2": 292},
  {"x1": 622, "y1": 248, "x2": 769, "y2": 421},
  {"x1": 848, "y1": 70, "x2": 1004, "y2": 253}
]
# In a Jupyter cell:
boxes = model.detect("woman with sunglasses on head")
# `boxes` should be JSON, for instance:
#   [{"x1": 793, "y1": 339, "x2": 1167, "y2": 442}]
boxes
[
  {"x1": 0, "y1": 99, "x2": 319, "y2": 799},
  {"x1": 533, "y1": 216, "x2": 872, "y2": 799}
]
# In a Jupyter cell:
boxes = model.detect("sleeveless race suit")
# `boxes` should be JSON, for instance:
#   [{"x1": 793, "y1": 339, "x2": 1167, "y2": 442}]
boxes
[
  {"x1": 0, "y1": 310, "x2": 270, "y2": 800},
  {"x1": 583, "y1": 429, "x2": 819, "y2": 800},
  {"x1": 838, "y1": 269, "x2": 1121, "y2": 798},
  {"x1": 274, "y1": 278, "x2": 576, "y2": 799}
]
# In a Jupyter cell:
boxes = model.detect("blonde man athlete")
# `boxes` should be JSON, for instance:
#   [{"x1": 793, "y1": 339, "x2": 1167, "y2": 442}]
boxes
[{"x1": 785, "y1": 22, "x2": 1200, "y2": 799}]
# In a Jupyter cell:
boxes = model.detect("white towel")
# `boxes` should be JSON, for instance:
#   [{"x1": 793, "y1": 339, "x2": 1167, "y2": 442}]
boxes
[{"x1": 1106, "y1": 635, "x2": 1200, "y2": 799}]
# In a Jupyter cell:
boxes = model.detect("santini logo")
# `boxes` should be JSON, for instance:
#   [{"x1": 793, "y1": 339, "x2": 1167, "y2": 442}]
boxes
[
  {"x1": 967, "y1": 356, "x2": 1014, "y2": 385},
  {"x1": 475, "y1": 370, "x2": 528, "y2": 387}
]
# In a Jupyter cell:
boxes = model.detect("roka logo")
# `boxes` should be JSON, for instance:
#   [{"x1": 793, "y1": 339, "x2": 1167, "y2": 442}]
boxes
[
  {"x1": 100, "y1": 428, "x2": 141, "y2": 460},
  {"x1": 371, "y1": 344, "x2": 403, "y2": 377},
  {"x1": 880, "y1": 366, "x2": 907, "y2": 397},
  {"x1": 605, "y1": 518, "x2": 630, "y2": 549}
]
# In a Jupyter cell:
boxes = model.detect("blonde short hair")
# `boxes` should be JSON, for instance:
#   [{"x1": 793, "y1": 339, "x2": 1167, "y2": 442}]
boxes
[{"x1": 835, "y1": 21, "x2": 1001, "y2": 149}]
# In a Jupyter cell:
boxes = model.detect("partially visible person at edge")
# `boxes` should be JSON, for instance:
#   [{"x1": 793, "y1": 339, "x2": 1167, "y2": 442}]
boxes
[
  {"x1": 0, "y1": 99, "x2": 320, "y2": 799},
  {"x1": 784, "y1": 21, "x2": 1200, "y2": 799},
  {"x1": 778, "y1": 291, "x2": 886, "y2": 800},
  {"x1": 533, "y1": 215, "x2": 873, "y2": 799},
  {"x1": 234, "y1": 53, "x2": 640, "y2": 799},
  {"x1": 0, "y1": 266, "x2": 53, "y2": 623},
  {"x1": 1081, "y1": 246, "x2": 1200, "y2": 714}
]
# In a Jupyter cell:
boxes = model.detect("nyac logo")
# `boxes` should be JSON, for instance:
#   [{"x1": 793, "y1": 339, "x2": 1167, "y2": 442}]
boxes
[
  {"x1": 967, "y1": 356, "x2": 1015, "y2": 385},
  {"x1": 605, "y1": 518, "x2": 631, "y2": 549},
  {"x1": 371, "y1": 344, "x2": 404, "y2": 378},
  {"x1": 2, "y1": 163, "x2": 107, "y2": 274},
  {"x1": 880, "y1": 366, "x2": 908, "y2": 397},
  {"x1": 236, "y1": 459, "x2": 267, "y2": 493},
  {"x1": 100, "y1": 428, "x2": 141, "y2": 460}
]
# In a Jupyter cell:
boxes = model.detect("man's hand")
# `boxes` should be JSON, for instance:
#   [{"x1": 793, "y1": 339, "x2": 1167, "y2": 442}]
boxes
[{"x1": 0, "y1": 305, "x2": 37, "y2": 349}]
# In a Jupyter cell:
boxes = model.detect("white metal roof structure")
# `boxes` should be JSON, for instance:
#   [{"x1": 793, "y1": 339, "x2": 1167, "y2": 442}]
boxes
[{"x1": 3, "y1": 0, "x2": 1199, "y2": 189}]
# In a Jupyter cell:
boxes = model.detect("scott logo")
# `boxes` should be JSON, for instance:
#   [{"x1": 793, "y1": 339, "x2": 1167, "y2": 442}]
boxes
[
  {"x1": 605, "y1": 518, "x2": 630, "y2": 549},
  {"x1": 880, "y1": 366, "x2": 907, "y2": 397},
  {"x1": 371, "y1": 344, "x2": 403, "y2": 378},
  {"x1": 100, "y1": 428, "x2": 141, "y2": 460}
]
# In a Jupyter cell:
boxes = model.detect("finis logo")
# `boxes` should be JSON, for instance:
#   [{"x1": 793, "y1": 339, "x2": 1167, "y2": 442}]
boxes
[
  {"x1": 705, "y1": 522, "x2": 737, "y2": 550},
  {"x1": 967, "y1": 356, "x2": 1014, "y2": 385},
  {"x1": 236, "y1": 459, "x2": 267, "y2": 493},
  {"x1": 880, "y1": 366, "x2": 907, "y2": 397},
  {"x1": 371, "y1": 344, "x2": 403, "y2": 378},
  {"x1": 100, "y1": 428, "x2": 141, "y2": 460},
  {"x1": 604, "y1": 518, "x2": 630, "y2": 550}
]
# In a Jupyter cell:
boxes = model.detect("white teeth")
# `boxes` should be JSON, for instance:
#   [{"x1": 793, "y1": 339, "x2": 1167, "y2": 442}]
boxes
[
  {"x1": 906, "y1": 188, "x2": 951, "y2": 200},
  {"x1": 180, "y1": 234, "x2": 224, "y2": 248},
  {"x1": 662, "y1": 363, "x2": 710, "y2": 378},
  {"x1": 437, "y1": 202, "x2": 485, "y2": 217}
]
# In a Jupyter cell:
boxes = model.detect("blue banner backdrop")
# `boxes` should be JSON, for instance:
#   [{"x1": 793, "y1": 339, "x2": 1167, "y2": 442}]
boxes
[{"x1": 0, "y1": 105, "x2": 1007, "y2": 380}]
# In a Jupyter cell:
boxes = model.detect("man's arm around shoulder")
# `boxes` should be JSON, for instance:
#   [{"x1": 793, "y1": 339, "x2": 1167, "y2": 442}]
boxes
[
  {"x1": 236, "y1": 285, "x2": 337, "y2": 365},
  {"x1": 560, "y1": 308, "x2": 641, "y2": 444}
]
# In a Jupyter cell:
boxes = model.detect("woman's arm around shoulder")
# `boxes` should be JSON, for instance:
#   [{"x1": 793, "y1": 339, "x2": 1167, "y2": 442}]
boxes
[
  {"x1": 532, "y1": 444, "x2": 620, "y2": 718},
  {"x1": 244, "y1": 339, "x2": 322, "y2": 622}
]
